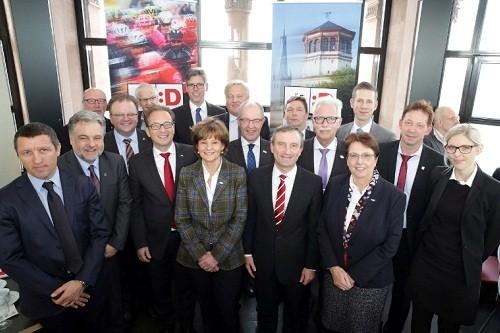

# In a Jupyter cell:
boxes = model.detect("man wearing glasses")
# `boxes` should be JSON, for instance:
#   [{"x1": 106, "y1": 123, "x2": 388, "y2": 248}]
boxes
[
  {"x1": 135, "y1": 83, "x2": 159, "y2": 131},
  {"x1": 377, "y1": 100, "x2": 444, "y2": 333},
  {"x1": 104, "y1": 94, "x2": 152, "y2": 167},
  {"x1": 297, "y1": 96, "x2": 348, "y2": 192},
  {"x1": 128, "y1": 106, "x2": 197, "y2": 333},
  {"x1": 225, "y1": 100, "x2": 274, "y2": 174},
  {"x1": 173, "y1": 67, "x2": 225, "y2": 144}
]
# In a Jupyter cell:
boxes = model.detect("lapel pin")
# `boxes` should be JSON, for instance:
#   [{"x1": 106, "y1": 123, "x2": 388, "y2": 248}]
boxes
[
  {"x1": 340, "y1": 155, "x2": 345, "y2": 159},
  {"x1": 370, "y1": 198, "x2": 376, "y2": 202},
  {"x1": 103, "y1": 172, "x2": 107, "y2": 177},
  {"x1": 180, "y1": 154, "x2": 184, "y2": 157},
  {"x1": 421, "y1": 166, "x2": 426, "y2": 170},
  {"x1": 263, "y1": 150, "x2": 268, "y2": 154},
  {"x1": 218, "y1": 181, "x2": 224, "y2": 185}
]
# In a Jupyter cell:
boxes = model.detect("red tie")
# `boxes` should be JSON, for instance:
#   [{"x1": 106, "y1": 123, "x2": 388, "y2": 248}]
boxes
[
  {"x1": 161, "y1": 153, "x2": 176, "y2": 229},
  {"x1": 274, "y1": 174, "x2": 287, "y2": 228},
  {"x1": 397, "y1": 154, "x2": 412, "y2": 191}
]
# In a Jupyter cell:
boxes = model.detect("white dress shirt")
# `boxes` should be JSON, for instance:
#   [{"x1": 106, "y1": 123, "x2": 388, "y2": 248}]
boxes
[
  {"x1": 74, "y1": 153, "x2": 100, "y2": 179},
  {"x1": 344, "y1": 175, "x2": 368, "y2": 232},
  {"x1": 272, "y1": 165, "x2": 297, "y2": 213},
  {"x1": 153, "y1": 144, "x2": 177, "y2": 186},
  {"x1": 313, "y1": 137, "x2": 337, "y2": 181},
  {"x1": 113, "y1": 129, "x2": 139, "y2": 164},
  {"x1": 229, "y1": 114, "x2": 239, "y2": 142},
  {"x1": 351, "y1": 120, "x2": 373, "y2": 133},
  {"x1": 241, "y1": 137, "x2": 261, "y2": 168},
  {"x1": 190, "y1": 100, "x2": 207, "y2": 124},
  {"x1": 450, "y1": 164, "x2": 478, "y2": 187},
  {"x1": 202, "y1": 159, "x2": 222, "y2": 214}
]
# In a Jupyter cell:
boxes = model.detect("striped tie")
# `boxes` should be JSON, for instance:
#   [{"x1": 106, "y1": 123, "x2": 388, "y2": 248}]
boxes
[
  {"x1": 123, "y1": 138, "x2": 134, "y2": 162},
  {"x1": 274, "y1": 174, "x2": 287, "y2": 228}
]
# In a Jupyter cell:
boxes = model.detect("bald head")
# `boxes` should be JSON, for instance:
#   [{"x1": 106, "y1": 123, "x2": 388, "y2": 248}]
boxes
[
  {"x1": 82, "y1": 88, "x2": 107, "y2": 116},
  {"x1": 434, "y1": 106, "x2": 459, "y2": 135}
]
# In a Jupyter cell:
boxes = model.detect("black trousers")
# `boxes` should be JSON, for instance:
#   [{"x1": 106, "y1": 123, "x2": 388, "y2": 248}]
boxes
[
  {"x1": 185, "y1": 265, "x2": 243, "y2": 333},
  {"x1": 384, "y1": 230, "x2": 412, "y2": 333},
  {"x1": 411, "y1": 300, "x2": 460, "y2": 333},
  {"x1": 255, "y1": 273, "x2": 311, "y2": 333}
]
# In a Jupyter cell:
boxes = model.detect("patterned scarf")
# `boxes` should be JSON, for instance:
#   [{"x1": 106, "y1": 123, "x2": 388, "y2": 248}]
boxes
[{"x1": 342, "y1": 169, "x2": 379, "y2": 267}]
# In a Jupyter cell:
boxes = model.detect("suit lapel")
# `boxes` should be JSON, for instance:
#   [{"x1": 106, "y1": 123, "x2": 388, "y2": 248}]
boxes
[
  {"x1": 282, "y1": 168, "x2": 303, "y2": 225},
  {"x1": 234, "y1": 139, "x2": 247, "y2": 170},
  {"x1": 98, "y1": 153, "x2": 111, "y2": 190},
  {"x1": 460, "y1": 168, "x2": 485, "y2": 226},
  {"x1": 384, "y1": 142, "x2": 399, "y2": 183},
  {"x1": 66, "y1": 153, "x2": 86, "y2": 176},
  {"x1": 212, "y1": 160, "x2": 230, "y2": 204},
  {"x1": 260, "y1": 139, "x2": 272, "y2": 167},
  {"x1": 425, "y1": 168, "x2": 451, "y2": 220},
  {"x1": 192, "y1": 161, "x2": 209, "y2": 209},
  {"x1": 145, "y1": 150, "x2": 170, "y2": 202},
  {"x1": 331, "y1": 142, "x2": 347, "y2": 178},
  {"x1": 409, "y1": 146, "x2": 432, "y2": 199}
]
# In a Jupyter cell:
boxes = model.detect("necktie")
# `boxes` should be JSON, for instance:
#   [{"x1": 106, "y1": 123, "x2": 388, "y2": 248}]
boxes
[
  {"x1": 356, "y1": 127, "x2": 363, "y2": 133},
  {"x1": 123, "y1": 138, "x2": 134, "y2": 163},
  {"x1": 274, "y1": 174, "x2": 287, "y2": 228},
  {"x1": 318, "y1": 148, "x2": 329, "y2": 190},
  {"x1": 42, "y1": 181, "x2": 83, "y2": 274},
  {"x1": 88, "y1": 165, "x2": 100, "y2": 196},
  {"x1": 195, "y1": 107, "x2": 202, "y2": 124},
  {"x1": 161, "y1": 153, "x2": 176, "y2": 229},
  {"x1": 247, "y1": 143, "x2": 256, "y2": 173},
  {"x1": 397, "y1": 154, "x2": 413, "y2": 191}
]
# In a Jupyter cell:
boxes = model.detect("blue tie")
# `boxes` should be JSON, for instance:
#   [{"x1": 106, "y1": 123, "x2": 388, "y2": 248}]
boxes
[
  {"x1": 195, "y1": 107, "x2": 202, "y2": 123},
  {"x1": 247, "y1": 143, "x2": 256, "y2": 173},
  {"x1": 356, "y1": 127, "x2": 363, "y2": 133}
]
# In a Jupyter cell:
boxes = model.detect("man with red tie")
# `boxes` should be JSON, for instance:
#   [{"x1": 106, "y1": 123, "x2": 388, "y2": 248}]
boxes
[
  {"x1": 128, "y1": 106, "x2": 197, "y2": 332},
  {"x1": 377, "y1": 100, "x2": 444, "y2": 333},
  {"x1": 243, "y1": 126, "x2": 322, "y2": 333}
]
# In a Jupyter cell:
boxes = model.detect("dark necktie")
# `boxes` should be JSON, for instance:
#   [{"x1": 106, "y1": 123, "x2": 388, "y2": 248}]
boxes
[
  {"x1": 318, "y1": 148, "x2": 329, "y2": 190},
  {"x1": 161, "y1": 152, "x2": 176, "y2": 229},
  {"x1": 123, "y1": 138, "x2": 134, "y2": 163},
  {"x1": 195, "y1": 107, "x2": 202, "y2": 124},
  {"x1": 247, "y1": 143, "x2": 256, "y2": 173},
  {"x1": 397, "y1": 154, "x2": 413, "y2": 191},
  {"x1": 274, "y1": 174, "x2": 287, "y2": 228},
  {"x1": 356, "y1": 128, "x2": 363, "y2": 133},
  {"x1": 42, "y1": 181, "x2": 83, "y2": 274},
  {"x1": 88, "y1": 165, "x2": 100, "y2": 196}
]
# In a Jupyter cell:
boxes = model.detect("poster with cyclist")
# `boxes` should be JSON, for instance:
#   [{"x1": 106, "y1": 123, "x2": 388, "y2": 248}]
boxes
[{"x1": 105, "y1": 0, "x2": 198, "y2": 94}]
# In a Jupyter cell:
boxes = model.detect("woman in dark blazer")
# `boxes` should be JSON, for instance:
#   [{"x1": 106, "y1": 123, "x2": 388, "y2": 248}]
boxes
[
  {"x1": 409, "y1": 124, "x2": 500, "y2": 332},
  {"x1": 175, "y1": 118, "x2": 247, "y2": 333},
  {"x1": 318, "y1": 132, "x2": 406, "y2": 332}
]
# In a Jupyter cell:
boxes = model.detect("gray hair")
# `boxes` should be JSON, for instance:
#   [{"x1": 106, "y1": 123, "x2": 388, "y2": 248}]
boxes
[
  {"x1": 68, "y1": 110, "x2": 106, "y2": 136},
  {"x1": 238, "y1": 100, "x2": 264, "y2": 118},
  {"x1": 185, "y1": 67, "x2": 207, "y2": 83},
  {"x1": 271, "y1": 125, "x2": 305, "y2": 148},
  {"x1": 312, "y1": 96, "x2": 343, "y2": 116},
  {"x1": 224, "y1": 80, "x2": 249, "y2": 98},
  {"x1": 134, "y1": 83, "x2": 157, "y2": 99}
]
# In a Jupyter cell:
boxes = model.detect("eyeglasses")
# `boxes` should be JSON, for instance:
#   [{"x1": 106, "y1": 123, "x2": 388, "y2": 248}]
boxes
[
  {"x1": 347, "y1": 153, "x2": 376, "y2": 161},
  {"x1": 148, "y1": 121, "x2": 175, "y2": 130},
  {"x1": 238, "y1": 118, "x2": 264, "y2": 126},
  {"x1": 84, "y1": 98, "x2": 106, "y2": 104},
  {"x1": 445, "y1": 144, "x2": 477, "y2": 154},
  {"x1": 313, "y1": 116, "x2": 340, "y2": 124},
  {"x1": 111, "y1": 113, "x2": 138, "y2": 119},
  {"x1": 186, "y1": 83, "x2": 205, "y2": 90},
  {"x1": 138, "y1": 96, "x2": 157, "y2": 103}
]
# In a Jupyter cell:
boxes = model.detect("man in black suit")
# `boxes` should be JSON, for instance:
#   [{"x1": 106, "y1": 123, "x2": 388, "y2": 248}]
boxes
[
  {"x1": 423, "y1": 106, "x2": 459, "y2": 154},
  {"x1": 172, "y1": 67, "x2": 225, "y2": 144},
  {"x1": 378, "y1": 100, "x2": 444, "y2": 333},
  {"x1": 225, "y1": 100, "x2": 274, "y2": 173},
  {"x1": 220, "y1": 80, "x2": 271, "y2": 141},
  {"x1": 58, "y1": 110, "x2": 132, "y2": 332},
  {"x1": 129, "y1": 106, "x2": 197, "y2": 332},
  {"x1": 297, "y1": 96, "x2": 348, "y2": 191},
  {"x1": 0, "y1": 123, "x2": 109, "y2": 332},
  {"x1": 284, "y1": 96, "x2": 315, "y2": 140},
  {"x1": 134, "y1": 83, "x2": 158, "y2": 131},
  {"x1": 244, "y1": 126, "x2": 322, "y2": 333},
  {"x1": 104, "y1": 94, "x2": 152, "y2": 165}
]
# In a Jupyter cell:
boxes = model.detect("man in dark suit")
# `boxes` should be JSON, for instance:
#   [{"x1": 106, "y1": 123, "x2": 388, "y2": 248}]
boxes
[
  {"x1": 244, "y1": 126, "x2": 323, "y2": 333},
  {"x1": 423, "y1": 106, "x2": 459, "y2": 154},
  {"x1": 58, "y1": 110, "x2": 132, "y2": 332},
  {"x1": 297, "y1": 96, "x2": 348, "y2": 191},
  {"x1": 129, "y1": 106, "x2": 197, "y2": 332},
  {"x1": 336, "y1": 81, "x2": 396, "y2": 143},
  {"x1": 104, "y1": 94, "x2": 152, "y2": 165},
  {"x1": 0, "y1": 123, "x2": 109, "y2": 332},
  {"x1": 493, "y1": 168, "x2": 500, "y2": 180},
  {"x1": 173, "y1": 67, "x2": 225, "y2": 144},
  {"x1": 134, "y1": 83, "x2": 158, "y2": 131},
  {"x1": 377, "y1": 100, "x2": 444, "y2": 333},
  {"x1": 225, "y1": 100, "x2": 274, "y2": 173},
  {"x1": 284, "y1": 95, "x2": 315, "y2": 139},
  {"x1": 219, "y1": 80, "x2": 271, "y2": 141}
]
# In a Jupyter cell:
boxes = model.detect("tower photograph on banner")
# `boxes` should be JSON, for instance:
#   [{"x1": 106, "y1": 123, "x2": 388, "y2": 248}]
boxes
[{"x1": 271, "y1": 1, "x2": 362, "y2": 125}]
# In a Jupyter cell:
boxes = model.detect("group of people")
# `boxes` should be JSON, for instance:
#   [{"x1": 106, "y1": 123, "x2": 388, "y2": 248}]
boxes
[{"x1": 0, "y1": 70, "x2": 499, "y2": 333}]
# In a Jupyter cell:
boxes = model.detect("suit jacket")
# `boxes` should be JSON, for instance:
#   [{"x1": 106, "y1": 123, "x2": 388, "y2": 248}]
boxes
[
  {"x1": 243, "y1": 165, "x2": 322, "y2": 285},
  {"x1": 318, "y1": 174, "x2": 406, "y2": 288},
  {"x1": 416, "y1": 167, "x2": 500, "y2": 286},
  {"x1": 58, "y1": 150, "x2": 132, "y2": 250},
  {"x1": 175, "y1": 159, "x2": 247, "y2": 270},
  {"x1": 0, "y1": 170, "x2": 109, "y2": 319},
  {"x1": 58, "y1": 118, "x2": 113, "y2": 154},
  {"x1": 377, "y1": 141, "x2": 444, "y2": 253},
  {"x1": 173, "y1": 102, "x2": 226, "y2": 144},
  {"x1": 336, "y1": 121, "x2": 397, "y2": 143},
  {"x1": 305, "y1": 128, "x2": 316, "y2": 140},
  {"x1": 128, "y1": 143, "x2": 197, "y2": 259},
  {"x1": 225, "y1": 138, "x2": 274, "y2": 172},
  {"x1": 103, "y1": 129, "x2": 152, "y2": 156},
  {"x1": 492, "y1": 168, "x2": 500, "y2": 181},
  {"x1": 423, "y1": 131, "x2": 445, "y2": 154},
  {"x1": 219, "y1": 108, "x2": 271, "y2": 141},
  {"x1": 297, "y1": 138, "x2": 348, "y2": 186}
]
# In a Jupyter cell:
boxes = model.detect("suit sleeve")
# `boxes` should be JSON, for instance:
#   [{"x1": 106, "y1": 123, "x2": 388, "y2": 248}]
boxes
[
  {"x1": 0, "y1": 202, "x2": 63, "y2": 296},
  {"x1": 348, "y1": 190, "x2": 405, "y2": 286},
  {"x1": 211, "y1": 169, "x2": 247, "y2": 264},
  {"x1": 108, "y1": 158, "x2": 132, "y2": 250},
  {"x1": 128, "y1": 159, "x2": 148, "y2": 250},
  {"x1": 483, "y1": 183, "x2": 500, "y2": 260},
  {"x1": 305, "y1": 175, "x2": 323, "y2": 270},
  {"x1": 317, "y1": 191, "x2": 340, "y2": 269},
  {"x1": 175, "y1": 170, "x2": 208, "y2": 261}
]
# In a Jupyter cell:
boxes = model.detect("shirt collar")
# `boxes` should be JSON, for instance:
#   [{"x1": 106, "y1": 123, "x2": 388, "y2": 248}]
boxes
[
  {"x1": 353, "y1": 119, "x2": 373, "y2": 133},
  {"x1": 229, "y1": 114, "x2": 238, "y2": 122},
  {"x1": 314, "y1": 137, "x2": 337, "y2": 151},
  {"x1": 241, "y1": 136, "x2": 260, "y2": 147},
  {"x1": 433, "y1": 128, "x2": 445, "y2": 144},
  {"x1": 450, "y1": 164, "x2": 478, "y2": 187},
  {"x1": 114, "y1": 128, "x2": 138, "y2": 142},
  {"x1": 27, "y1": 168, "x2": 62, "y2": 193},
  {"x1": 397, "y1": 142, "x2": 423, "y2": 158},
  {"x1": 272, "y1": 164, "x2": 297, "y2": 179},
  {"x1": 190, "y1": 100, "x2": 207, "y2": 112},
  {"x1": 153, "y1": 143, "x2": 176, "y2": 158},
  {"x1": 202, "y1": 159, "x2": 223, "y2": 181},
  {"x1": 74, "y1": 152, "x2": 99, "y2": 173}
]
